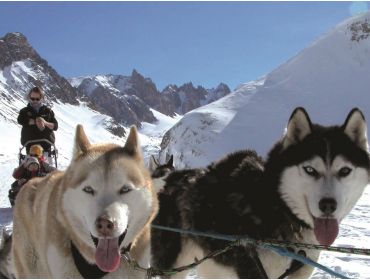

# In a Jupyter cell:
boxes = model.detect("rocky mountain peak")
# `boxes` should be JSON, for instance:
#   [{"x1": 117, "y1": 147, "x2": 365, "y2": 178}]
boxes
[
  {"x1": 215, "y1": 83, "x2": 231, "y2": 94},
  {"x1": 161, "y1": 84, "x2": 179, "y2": 95},
  {"x1": 0, "y1": 32, "x2": 41, "y2": 70},
  {"x1": 131, "y1": 69, "x2": 143, "y2": 79},
  {"x1": 0, "y1": 32, "x2": 79, "y2": 105}
]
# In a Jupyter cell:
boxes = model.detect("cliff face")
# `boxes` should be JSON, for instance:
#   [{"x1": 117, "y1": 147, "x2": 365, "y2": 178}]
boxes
[{"x1": 0, "y1": 32, "x2": 79, "y2": 105}]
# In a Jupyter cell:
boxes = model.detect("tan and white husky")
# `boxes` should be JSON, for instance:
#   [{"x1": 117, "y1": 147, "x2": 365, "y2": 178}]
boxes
[{"x1": 11, "y1": 125, "x2": 158, "y2": 278}]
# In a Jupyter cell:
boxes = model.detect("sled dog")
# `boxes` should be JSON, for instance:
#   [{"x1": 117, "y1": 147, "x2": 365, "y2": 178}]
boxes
[
  {"x1": 149, "y1": 155, "x2": 175, "y2": 192},
  {"x1": 11, "y1": 125, "x2": 158, "y2": 278},
  {"x1": 151, "y1": 107, "x2": 370, "y2": 278}
]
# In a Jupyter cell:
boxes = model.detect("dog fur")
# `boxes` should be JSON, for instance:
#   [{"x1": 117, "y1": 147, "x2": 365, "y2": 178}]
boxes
[
  {"x1": 151, "y1": 107, "x2": 370, "y2": 278},
  {"x1": 149, "y1": 155, "x2": 175, "y2": 193},
  {"x1": 11, "y1": 125, "x2": 158, "y2": 278}
]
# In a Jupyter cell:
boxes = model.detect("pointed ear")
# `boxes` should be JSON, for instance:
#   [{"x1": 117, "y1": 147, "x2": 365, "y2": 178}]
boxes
[
  {"x1": 343, "y1": 108, "x2": 368, "y2": 151},
  {"x1": 124, "y1": 126, "x2": 142, "y2": 159},
  {"x1": 283, "y1": 107, "x2": 312, "y2": 149},
  {"x1": 149, "y1": 155, "x2": 159, "y2": 172},
  {"x1": 167, "y1": 155, "x2": 174, "y2": 167},
  {"x1": 73, "y1": 124, "x2": 91, "y2": 160}
]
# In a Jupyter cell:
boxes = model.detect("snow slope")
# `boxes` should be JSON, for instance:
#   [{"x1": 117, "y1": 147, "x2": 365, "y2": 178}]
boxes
[{"x1": 161, "y1": 13, "x2": 370, "y2": 167}]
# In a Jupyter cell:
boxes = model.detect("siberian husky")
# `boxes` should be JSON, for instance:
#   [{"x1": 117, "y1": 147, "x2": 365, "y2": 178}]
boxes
[
  {"x1": 10, "y1": 125, "x2": 158, "y2": 278},
  {"x1": 151, "y1": 107, "x2": 370, "y2": 278},
  {"x1": 149, "y1": 155, "x2": 175, "y2": 192}
]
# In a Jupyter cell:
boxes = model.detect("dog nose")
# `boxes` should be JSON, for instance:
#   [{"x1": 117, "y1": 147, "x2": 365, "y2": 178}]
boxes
[
  {"x1": 95, "y1": 216, "x2": 115, "y2": 236},
  {"x1": 319, "y1": 198, "x2": 337, "y2": 215}
]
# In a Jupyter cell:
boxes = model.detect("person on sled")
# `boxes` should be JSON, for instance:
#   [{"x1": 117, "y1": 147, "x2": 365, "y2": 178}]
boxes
[
  {"x1": 9, "y1": 147, "x2": 56, "y2": 206},
  {"x1": 9, "y1": 156, "x2": 41, "y2": 206},
  {"x1": 17, "y1": 86, "x2": 58, "y2": 160},
  {"x1": 28, "y1": 144, "x2": 56, "y2": 172}
]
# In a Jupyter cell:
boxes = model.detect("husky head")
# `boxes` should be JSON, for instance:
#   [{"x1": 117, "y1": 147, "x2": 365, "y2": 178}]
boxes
[
  {"x1": 269, "y1": 108, "x2": 370, "y2": 246},
  {"x1": 60, "y1": 125, "x2": 158, "y2": 273},
  {"x1": 149, "y1": 155, "x2": 175, "y2": 192}
]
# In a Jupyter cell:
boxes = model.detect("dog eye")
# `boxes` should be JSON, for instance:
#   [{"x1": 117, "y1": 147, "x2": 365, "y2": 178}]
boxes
[
  {"x1": 119, "y1": 185, "x2": 132, "y2": 195},
  {"x1": 338, "y1": 167, "x2": 352, "y2": 177},
  {"x1": 303, "y1": 166, "x2": 318, "y2": 177},
  {"x1": 83, "y1": 186, "x2": 95, "y2": 195}
]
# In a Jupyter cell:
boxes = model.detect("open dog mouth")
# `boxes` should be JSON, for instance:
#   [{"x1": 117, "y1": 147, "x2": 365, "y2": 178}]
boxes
[
  {"x1": 304, "y1": 196, "x2": 339, "y2": 247},
  {"x1": 90, "y1": 229, "x2": 128, "y2": 272},
  {"x1": 313, "y1": 217, "x2": 339, "y2": 247}
]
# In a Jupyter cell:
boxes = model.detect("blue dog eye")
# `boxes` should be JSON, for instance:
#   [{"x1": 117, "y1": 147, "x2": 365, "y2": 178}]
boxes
[
  {"x1": 119, "y1": 185, "x2": 131, "y2": 195},
  {"x1": 303, "y1": 166, "x2": 318, "y2": 177},
  {"x1": 83, "y1": 186, "x2": 95, "y2": 195},
  {"x1": 338, "y1": 167, "x2": 352, "y2": 177}
]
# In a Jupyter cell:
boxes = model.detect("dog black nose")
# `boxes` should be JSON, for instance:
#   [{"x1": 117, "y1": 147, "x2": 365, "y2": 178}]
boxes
[
  {"x1": 319, "y1": 198, "x2": 337, "y2": 215},
  {"x1": 95, "y1": 216, "x2": 115, "y2": 236}
]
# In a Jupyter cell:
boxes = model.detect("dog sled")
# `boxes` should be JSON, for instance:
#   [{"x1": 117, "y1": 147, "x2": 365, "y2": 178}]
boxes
[
  {"x1": 8, "y1": 139, "x2": 59, "y2": 207},
  {"x1": 18, "y1": 139, "x2": 58, "y2": 168}
]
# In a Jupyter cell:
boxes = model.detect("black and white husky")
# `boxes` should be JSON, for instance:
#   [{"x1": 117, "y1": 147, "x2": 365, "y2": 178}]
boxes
[
  {"x1": 151, "y1": 107, "x2": 370, "y2": 278},
  {"x1": 149, "y1": 155, "x2": 175, "y2": 193}
]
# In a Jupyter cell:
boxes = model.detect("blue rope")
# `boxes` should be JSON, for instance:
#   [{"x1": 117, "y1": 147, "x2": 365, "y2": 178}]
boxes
[
  {"x1": 152, "y1": 224, "x2": 349, "y2": 279},
  {"x1": 263, "y1": 245, "x2": 349, "y2": 279}
]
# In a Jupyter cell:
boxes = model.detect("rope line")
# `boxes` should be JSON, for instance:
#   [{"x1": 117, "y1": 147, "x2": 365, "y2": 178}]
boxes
[
  {"x1": 151, "y1": 224, "x2": 370, "y2": 278},
  {"x1": 152, "y1": 224, "x2": 370, "y2": 256},
  {"x1": 123, "y1": 241, "x2": 239, "y2": 278}
]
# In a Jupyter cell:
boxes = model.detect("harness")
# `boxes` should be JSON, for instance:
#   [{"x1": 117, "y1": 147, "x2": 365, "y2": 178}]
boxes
[
  {"x1": 249, "y1": 245, "x2": 305, "y2": 278},
  {"x1": 71, "y1": 242, "x2": 108, "y2": 279},
  {"x1": 250, "y1": 206, "x2": 308, "y2": 278},
  {"x1": 278, "y1": 249, "x2": 306, "y2": 278},
  {"x1": 71, "y1": 242, "x2": 132, "y2": 279}
]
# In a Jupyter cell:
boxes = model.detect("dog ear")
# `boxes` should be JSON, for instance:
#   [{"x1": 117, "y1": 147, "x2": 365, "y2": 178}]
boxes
[
  {"x1": 149, "y1": 155, "x2": 159, "y2": 172},
  {"x1": 167, "y1": 155, "x2": 174, "y2": 167},
  {"x1": 124, "y1": 126, "x2": 142, "y2": 159},
  {"x1": 343, "y1": 108, "x2": 368, "y2": 151},
  {"x1": 283, "y1": 107, "x2": 312, "y2": 149},
  {"x1": 73, "y1": 124, "x2": 91, "y2": 160}
]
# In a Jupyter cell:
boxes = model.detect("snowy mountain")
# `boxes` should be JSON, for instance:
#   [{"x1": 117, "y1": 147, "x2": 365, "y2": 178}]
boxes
[
  {"x1": 0, "y1": 31, "x2": 182, "y2": 208},
  {"x1": 71, "y1": 73, "x2": 231, "y2": 121},
  {"x1": 0, "y1": 32, "x2": 129, "y2": 137},
  {"x1": 161, "y1": 82, "x2": 231, "y2": 114},
  {"x1": 0, "y1": 32, "x2": 229, "y2": 130},
  {"x1": 160, "y1": 13, "x2": 370, "y2": 168},
  {"x1": 0, "y1": 33, "x2": 79, "y2": 106},
  {"x1": 158, "y1": 12, "x2": 370, "y2": 278}
]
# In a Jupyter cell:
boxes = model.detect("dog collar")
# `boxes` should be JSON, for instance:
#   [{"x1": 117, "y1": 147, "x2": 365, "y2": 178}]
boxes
[{"x1": 71, "y1": 242, "x2": 108, "y2": 279}]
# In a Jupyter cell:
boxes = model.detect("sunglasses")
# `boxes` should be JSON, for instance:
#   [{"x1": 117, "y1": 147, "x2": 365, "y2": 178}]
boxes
[{"x1": 30, "y1": 98, "x2": 41, "y2": 101}]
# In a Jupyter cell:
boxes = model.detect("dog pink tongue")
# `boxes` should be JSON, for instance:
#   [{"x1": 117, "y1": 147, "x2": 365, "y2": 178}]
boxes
[
  {"x1": 95, "y1": 237, "x2": 121, "y2": 272},
  {"x1": 314, "y1": 218, "x2": 339, "y2": 246}
]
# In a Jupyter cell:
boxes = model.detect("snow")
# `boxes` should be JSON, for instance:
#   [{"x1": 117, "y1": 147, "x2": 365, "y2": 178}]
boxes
[
  {"x1": 69, "y1": 74, "x2": 132, "y2": 97},
  {"x1": 68, "y1": 76, "x2": 87, "y2": 87},
  {"x1": 162, "y1": 12, "x2": 370, "y2": 167}
]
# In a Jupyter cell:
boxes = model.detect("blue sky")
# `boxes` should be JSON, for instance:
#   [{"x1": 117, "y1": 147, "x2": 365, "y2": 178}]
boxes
[{"x1": 0, "y1": 2, "x2": 367, "y2": 90}]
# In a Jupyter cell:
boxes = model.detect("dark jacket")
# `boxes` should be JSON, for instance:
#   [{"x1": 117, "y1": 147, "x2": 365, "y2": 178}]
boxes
[{"x1": 17, "y1": 104, "x2": 58, "y2": 151}]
